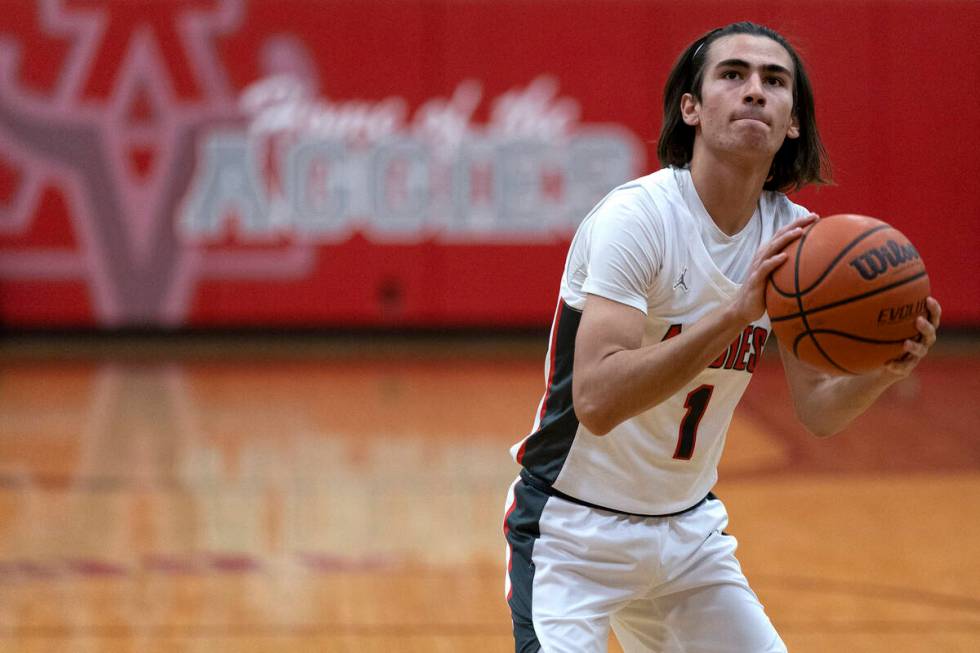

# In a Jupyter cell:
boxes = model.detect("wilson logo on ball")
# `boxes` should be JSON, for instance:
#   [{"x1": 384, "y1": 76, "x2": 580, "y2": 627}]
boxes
[{"x1": 848, "y1": 240, "x2": 921, "y2": 281}]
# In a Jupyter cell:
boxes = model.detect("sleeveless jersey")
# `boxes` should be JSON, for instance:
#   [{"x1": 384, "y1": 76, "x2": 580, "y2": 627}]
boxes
[{"x1": 510, "y1": 167, "x2": 810, "y2": 515}]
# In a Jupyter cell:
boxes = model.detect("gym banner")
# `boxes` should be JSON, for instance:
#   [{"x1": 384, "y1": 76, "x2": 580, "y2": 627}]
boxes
[{"x1": 1, "y1": 0, "x2": 977, "y2": 328}]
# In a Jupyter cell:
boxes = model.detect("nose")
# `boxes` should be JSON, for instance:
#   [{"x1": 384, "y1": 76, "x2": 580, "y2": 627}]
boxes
[{"x1": 743, "y1": 73, "x2": 766, "y2": 106}]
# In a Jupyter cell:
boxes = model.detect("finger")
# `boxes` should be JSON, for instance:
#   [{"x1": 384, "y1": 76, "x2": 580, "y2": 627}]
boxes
[
  {"x1": 756, "y1": 251, "x2": 789, "y2": 277},
  {"x1": 785, "y1": 212, "x2": 819, "y2": 227},
  {"x1": 762, "y1": 226, "x2": 805, "y2": 259},
  {"x1": 755, "y1": 215, "x2": 818, "y2": 267},
  {"x1": 749, "y1": 255, "x2": 787, "y2": 290},
  {"x1": 903, "y1": 338, "x2": 928, "y2": 359},
  {"x1": 787, "y1": 213, "x2": 819, "y2": 231},
  {"x1": 772, "y1": 215, "x2": 815, "y2": 240},
  {"x1": 926, "y1": 297, "x2": 942, "y2": 329},
  {"x1": 883, "y1": 359, "x2": 913, "y2": 377},
  {"x1": 915, "y1": 315, "x2": 937, "y2": 346},
  {"x1": 884, "y1": 349, "x2": 921, "y2": 374}
]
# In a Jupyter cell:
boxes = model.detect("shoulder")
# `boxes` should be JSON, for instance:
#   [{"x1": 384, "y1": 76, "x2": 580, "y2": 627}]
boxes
[
  {"x1": 562, "y1": 173, "x2": 674, "y2": 305},
  {"x1": 583, "y1": 178, "x2": 673, "y2": 259},
  {"x1": 589, "y1": 169, "x2": 679, "y2": 230},
  {"x1": 567, "y1": 167, "x2": 683, "y2": 265},
  {"x1": 634, "y1": 167, "x2": 685, "y2": 208}
]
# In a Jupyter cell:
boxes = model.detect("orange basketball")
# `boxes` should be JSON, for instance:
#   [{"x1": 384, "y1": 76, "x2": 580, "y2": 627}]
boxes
[{"x1": 766, "y1": 214, "x2": 930, "y2": 374}]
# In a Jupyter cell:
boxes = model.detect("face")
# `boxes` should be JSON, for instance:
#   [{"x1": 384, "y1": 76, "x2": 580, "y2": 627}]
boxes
[{"x1": 681, "y1": 34, "x2": 800, "y2": 162}]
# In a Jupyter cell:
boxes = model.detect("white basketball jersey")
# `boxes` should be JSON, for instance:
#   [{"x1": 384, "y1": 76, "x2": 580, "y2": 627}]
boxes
[{"x1": 510, "y1": 167, "x2": 809, "y2": 515}]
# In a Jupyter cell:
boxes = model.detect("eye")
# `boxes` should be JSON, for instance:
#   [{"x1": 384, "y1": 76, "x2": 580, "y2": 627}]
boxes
[
  {"x1": 765, "y1": 76, "x2": 786, "y2": 87},
  {"x1": 722, "y1": 70, "x2": 741, "y2": 80}
]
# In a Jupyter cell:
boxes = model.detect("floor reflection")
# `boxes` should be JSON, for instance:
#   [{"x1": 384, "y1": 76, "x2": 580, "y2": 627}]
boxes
[{"x1": 0, "y1": 343, "x2": 978, "y2": 651}]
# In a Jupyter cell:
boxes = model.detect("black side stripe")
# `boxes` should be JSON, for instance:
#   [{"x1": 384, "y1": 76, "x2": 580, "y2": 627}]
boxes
[
  {"x1": 519, "y1": 300, "x2": 582, "y2": 484},
  {"x1": 505, "y1": 478, "x2": 550, "y2": 652}
]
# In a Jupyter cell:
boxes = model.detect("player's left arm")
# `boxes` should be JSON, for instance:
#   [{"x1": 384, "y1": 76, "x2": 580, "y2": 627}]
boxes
[{"x1": 778, "y1": 297, "x2": 941, "y2": 437}]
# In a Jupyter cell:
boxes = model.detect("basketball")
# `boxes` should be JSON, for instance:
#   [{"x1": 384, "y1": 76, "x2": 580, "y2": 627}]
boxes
[{"x1": 766, "y1": 214, "x2": 930, "y2": 374}]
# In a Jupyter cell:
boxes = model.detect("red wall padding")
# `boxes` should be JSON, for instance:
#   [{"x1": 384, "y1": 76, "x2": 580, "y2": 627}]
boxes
[{"x1": 1, "y1": 1, "x2": 977, "y2": 328}]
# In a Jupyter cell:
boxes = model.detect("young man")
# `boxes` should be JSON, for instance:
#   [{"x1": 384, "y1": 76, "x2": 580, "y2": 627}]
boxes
[{"x1": 503, "y1": 22, "x2": 941, "y2": 653}]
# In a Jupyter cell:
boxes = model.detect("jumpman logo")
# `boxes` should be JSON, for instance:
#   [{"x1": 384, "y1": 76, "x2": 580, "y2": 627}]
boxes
[{"x1": 673, "y1": 266, "x2": 690, "y2": 293}]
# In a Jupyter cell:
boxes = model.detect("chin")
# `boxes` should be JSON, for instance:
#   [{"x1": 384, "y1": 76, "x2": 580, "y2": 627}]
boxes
[{"x1": 721, "y1": 136, "x2": 774, "y2": 158}]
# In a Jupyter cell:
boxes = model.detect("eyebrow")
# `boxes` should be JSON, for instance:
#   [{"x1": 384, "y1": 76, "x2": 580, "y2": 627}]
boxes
[{"x1": 715, "y1": 58, "x2": 794, "y2": 80}]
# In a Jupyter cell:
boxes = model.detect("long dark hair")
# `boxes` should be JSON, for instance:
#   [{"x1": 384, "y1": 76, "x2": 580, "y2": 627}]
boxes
[{"x1": 657, "y1": 22, "x2": 831, "y2": 193}]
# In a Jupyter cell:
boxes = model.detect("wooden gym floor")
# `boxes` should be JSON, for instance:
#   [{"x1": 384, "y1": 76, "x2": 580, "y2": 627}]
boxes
[{"x1": 0, "y1": 333, "x2": 978, "y2": 652}]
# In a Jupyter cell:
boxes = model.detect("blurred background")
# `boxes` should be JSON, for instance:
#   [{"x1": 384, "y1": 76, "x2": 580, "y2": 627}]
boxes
[{"x1": 1, "y1": 0, "x2": 978, "y2": 651}]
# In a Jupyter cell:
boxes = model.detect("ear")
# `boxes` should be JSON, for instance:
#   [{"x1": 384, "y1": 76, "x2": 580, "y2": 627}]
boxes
[
  {"x1": 680, "y1": 92, "x2": 700, "y2": 127},
  {"x1": 786, "y1": 112, "x2": 800, "y2": 139}
]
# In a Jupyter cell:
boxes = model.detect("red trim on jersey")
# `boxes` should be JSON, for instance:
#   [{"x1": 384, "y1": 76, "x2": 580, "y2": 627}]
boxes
[
  {"x1": 519, "y1": 300, "x2": 564, "y2": 465},
  {"x1": 503, "y1": 493, "x2": 518, "y2": 536},
  {"x1": 503, "y1": 494, "x2": 518, "y2": 601},
  {"x1": 515, "y1": 439, "x2": 528, "y2": 464},
  {"x1": 538, "y1": 301, "x2": 564, "y2": 424},
  {"x1": 661, "y1": 323, "x2": 683, "y2": 341}
]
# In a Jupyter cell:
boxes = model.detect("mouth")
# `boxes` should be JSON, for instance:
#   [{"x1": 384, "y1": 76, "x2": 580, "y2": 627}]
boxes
[{"x1": 732, "y1": 115, "x2": 770, "y2": 126}]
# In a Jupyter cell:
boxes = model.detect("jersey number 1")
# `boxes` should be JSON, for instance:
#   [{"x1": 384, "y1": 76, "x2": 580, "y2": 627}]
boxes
[{"x1": 674, "y1": 384, "x2": 714, "y2": 460}]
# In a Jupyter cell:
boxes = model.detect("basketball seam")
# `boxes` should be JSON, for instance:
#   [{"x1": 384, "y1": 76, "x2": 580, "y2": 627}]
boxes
[
  {"x1": 799, "y1": 329, "x2": 912, "y2": 345},
  {"x1": 771, "y1": 270, "x2": 928, "y2": 323},
  {"x1": 791, "y1": 331, "x2": 855, "y2": 374},
  {"x1": 792, "y1": 226, "x2": 847, "y2": 373},
  {"x1": 768, "y1": 232, "x2": 804, "y2": 298},
  {"x1": 769, "y1": 232, "x2": 813, "y2": 297}
]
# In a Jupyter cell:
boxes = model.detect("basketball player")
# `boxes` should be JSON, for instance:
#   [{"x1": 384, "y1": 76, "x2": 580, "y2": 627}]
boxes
[{"x1": 503, "y1": 21, "x2": 941, "y2": 652}]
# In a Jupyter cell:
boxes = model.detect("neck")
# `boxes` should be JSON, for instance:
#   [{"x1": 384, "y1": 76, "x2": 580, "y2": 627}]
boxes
[{"x1": 688, "y1": 146, "x2": 771, "y2": 235}]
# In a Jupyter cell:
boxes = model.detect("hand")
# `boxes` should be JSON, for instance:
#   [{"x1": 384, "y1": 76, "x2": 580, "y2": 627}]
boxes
[
  {"x1": 730, "y1": 213, "x2": 819, "y2": 323},
  {"x1": 883, "y1": 297, "x2": 941, "y2": 377}
]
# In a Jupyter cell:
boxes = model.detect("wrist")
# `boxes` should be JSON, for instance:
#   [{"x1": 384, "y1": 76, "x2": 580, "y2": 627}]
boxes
[
  {"x1": 718, "y1": 303, "x2": 751, "y2": 332},
  {"x1": 843, "y1": 366, "x2": 901, "y2": 400},
  {"x1": 869, "y1": 364, "x2": 905, "y2": 388}
]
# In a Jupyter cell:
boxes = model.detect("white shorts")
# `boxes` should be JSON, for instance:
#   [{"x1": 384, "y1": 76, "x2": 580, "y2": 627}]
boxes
[{"x1": 503, "y1": 474, "x2": 786, "y2": 653}]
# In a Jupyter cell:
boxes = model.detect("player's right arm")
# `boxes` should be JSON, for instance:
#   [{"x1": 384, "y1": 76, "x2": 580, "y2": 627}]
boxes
[{"x1": 572, "y1": 214, "x2": 816, "y2": 436}]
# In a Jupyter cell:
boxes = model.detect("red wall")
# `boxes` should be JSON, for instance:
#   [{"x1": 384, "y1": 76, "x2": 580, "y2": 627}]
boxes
[{"x1": 1, "y1": 0, "x2": 977, "y2": 328}]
